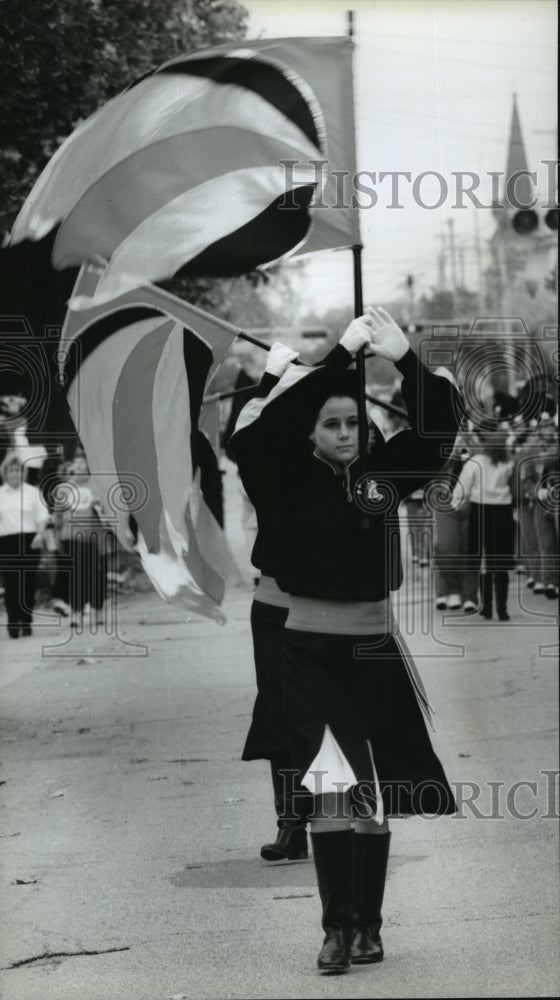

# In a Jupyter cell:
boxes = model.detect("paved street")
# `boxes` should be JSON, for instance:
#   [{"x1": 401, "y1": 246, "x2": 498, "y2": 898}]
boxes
[{"x1": 1, "y1": 463, "x2": 558, "y2": 1000}]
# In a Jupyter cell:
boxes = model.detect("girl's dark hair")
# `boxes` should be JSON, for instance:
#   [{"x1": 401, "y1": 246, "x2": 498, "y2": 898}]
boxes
[{"x1": 309, "y1": 372, "x2": 359, "y2": 431}]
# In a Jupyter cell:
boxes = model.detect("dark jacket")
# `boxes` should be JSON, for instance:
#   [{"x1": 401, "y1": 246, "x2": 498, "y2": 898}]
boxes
[{"x1": 231, "y1": 345, "x2": 461, "y2": 599}]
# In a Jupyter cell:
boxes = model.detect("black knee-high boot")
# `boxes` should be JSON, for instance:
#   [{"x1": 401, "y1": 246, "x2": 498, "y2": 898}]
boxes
[
  {"x1": 260, "y1": 755, "x2": 310, "y2": 861},
  {"x1": 480, "y1": 573, "x2": 493, "y2": 619},
  {"x1": 351, "y1": 831, "x2": 391, "y2": 964},
  {"x1": 494, "y1": 571, "x2": 510, "y2": 621},
  {"x1": 311, "y1": 829, "x2": 354, "y2": 974}
]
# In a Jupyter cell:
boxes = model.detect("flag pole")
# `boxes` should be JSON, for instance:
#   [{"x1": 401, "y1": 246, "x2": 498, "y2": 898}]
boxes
[
  {"x1": 204, "y1": 380, "x2": 408, "y2": 419},
  {"x1": 348, "y1": 10, "x2": 369, "y2": 475},
  {"x1": 352, "y1": 243, "x2": 369, "y2": 473},
  {"x1": 235, "y1": 330, "x2": 275, "y2": 351}
]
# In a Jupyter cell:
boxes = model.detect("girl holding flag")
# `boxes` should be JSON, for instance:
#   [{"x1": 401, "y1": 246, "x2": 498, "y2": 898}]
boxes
[
  {"x1": 245, "y1": 306, "x2": 461, "y2": 975},
  {"x1": 229, "y1": 322, "x2": 378, "y2": 863}
]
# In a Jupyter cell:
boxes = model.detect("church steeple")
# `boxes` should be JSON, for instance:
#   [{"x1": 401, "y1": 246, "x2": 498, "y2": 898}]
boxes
[{"x1": 504, "y1": 93, "x2": 532, "y2": 208}]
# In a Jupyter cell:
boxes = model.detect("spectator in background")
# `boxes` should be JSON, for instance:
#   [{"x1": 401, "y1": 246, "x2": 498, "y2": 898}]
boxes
[
  {"x1": 512, "y1": 414, "x2": 558, "y2": 599},
  {"x1": 533, "y1": 417, "x2": 558, "y2": 600},
  {"x1": 0, "y1": 451, "x2": 48, "y2": 637},
  {"x1": 53, "y1": 453, "x2": 109, "y2": 629},
  {"x1": 512, "y1": 420, "x2": 542, "y2": 590},
  {"x1": 512, "y1": 371, "x2": 558, "y2": 590},
  {"x1": 41, "y1": 451, "x2": 74, "y2": 617},
  {"x1": 0, "y1": 389, "x2": 47, "y2": 486},
  {"x1": 10, "y1": 421, "x2": 47, "y2": 485},
  {"x1": 404, "y1": 487, "x2": 432, "y2": 568},
  {"x1": 433, "y1": 439, "x2": 478, "y2": 613},
  {"x1": 0, "y1": 390, "x2": 28, "y2": 464},
  {"x1": 452, "y1": 430, "x2": 514, "y2": 621}
]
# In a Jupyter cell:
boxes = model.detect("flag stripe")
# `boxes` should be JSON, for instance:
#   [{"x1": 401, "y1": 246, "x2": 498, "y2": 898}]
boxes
[
  {"x1": 197, "y1": 426, "x2": 224, "y2": 529},
  {"x1": 182, "y1": 329, "x2": 213, "y2": 467},
  {"x1": 12, "y1": 72, "x2": 321, "y2": 247},
  {"x1": 112, "y1": 325, "x2": 172, "y2": 552},
  {"x1": 151, "y1": 326, "x2": 193, "y2": 541},
  {"x1": 183, "y1": 505, "x2": 225, "y2": 603},
  {"x1": 64, "y1": 306, "x2": 162, "y2": 387},
  {"x1": 181, "y1": 330, "x2": 227, "y2": 527},
  {"x1": 155, "y1": 54, "x2": 322, "y2": 149},
  {"x1": 77, "y1": 167, "x2": 315, "y2": 304},
  {"x1": 53, "y1": 127, "x2": 315, "y2": 269},
  {"x1": 179, "y1": 186, "x2": 314, "y2": 278},
  {"x1": 67, "y1": 317, "x2": 167, "y2": 550}
]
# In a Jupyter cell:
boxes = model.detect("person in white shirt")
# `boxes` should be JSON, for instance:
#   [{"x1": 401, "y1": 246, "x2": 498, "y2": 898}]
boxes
[
  {"x1": 0, "y1": 452, "x2": 48, "y2": 637},
  {"x1": 452, "y1": 431, "x2": 514, "y2": 621}
]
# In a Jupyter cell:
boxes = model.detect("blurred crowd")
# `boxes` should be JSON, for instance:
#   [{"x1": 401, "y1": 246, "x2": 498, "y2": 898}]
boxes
[
  {"x1": 376, "y1": 378, "x2": 559, "y2": 621},
  {"x1": 0, "y1": 387, "x2": 119, "y2": 638}
]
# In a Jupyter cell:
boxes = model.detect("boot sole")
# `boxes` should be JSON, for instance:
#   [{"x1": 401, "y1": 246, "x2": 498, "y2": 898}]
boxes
[
  {"x1": 351, "y1": 953, "x2": 384, "y2": 964},
  {"x1": 260, "y1": 848, "x2": 308, "y2": 861}
]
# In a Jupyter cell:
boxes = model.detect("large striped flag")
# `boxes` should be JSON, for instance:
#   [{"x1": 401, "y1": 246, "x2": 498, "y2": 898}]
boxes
[
  {"x1": 7, "y1": 38, "x2": 360, "y2": 306},
  {"x1": 60, "y1": 266, "x2": 238, "y2": 622},
  {"x1": 209, "y1": 37, "x2": 361, "y2": 259}
]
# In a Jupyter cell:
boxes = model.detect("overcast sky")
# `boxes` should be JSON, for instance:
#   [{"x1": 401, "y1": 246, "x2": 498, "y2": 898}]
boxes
[{"x1": 243, "y1": 0, "x2": 558, "y2": 315}]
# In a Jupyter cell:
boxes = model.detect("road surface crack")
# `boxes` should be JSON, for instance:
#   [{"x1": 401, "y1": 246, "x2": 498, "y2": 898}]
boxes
[{"x1": 5, "y1": 946, "x2": 130, "y2": 969}]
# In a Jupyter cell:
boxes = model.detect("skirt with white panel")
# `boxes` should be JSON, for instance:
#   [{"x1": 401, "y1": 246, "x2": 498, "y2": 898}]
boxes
[{"x1": 281, "y1": 596, "x2": 456, "y2": 818}]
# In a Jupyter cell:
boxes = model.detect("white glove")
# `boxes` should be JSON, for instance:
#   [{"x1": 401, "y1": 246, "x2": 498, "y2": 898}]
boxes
[
  {"x1": 365, "y1": 306, "x2": 409, "y2": 362},
  {"x1": 537, "y1": 487, "x2": 548, "y2": 503},
  {"x1": 339, "y1": 315, "x2": 374, "y2": 354},
  {"x1": 265, "y1": 341, "x2": 299, "y2": 377}
]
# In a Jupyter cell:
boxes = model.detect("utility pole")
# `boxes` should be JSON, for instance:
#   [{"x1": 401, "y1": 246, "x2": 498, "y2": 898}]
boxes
[
  {"x1": 447, "y1": 218, "x2": 458, "y2": 311},
  {"x1": 435, "y1": 232, "x2": 447, "y2": 292},
  {"x1": 404, "y1": 273, "x2": 415, "y2": 323},
  {"x1": 473, "y1": 209, "x2": 485, "y2": 311},
  {"x1": 438, "y1": 250, "x2": 445, "y2": 294},
  {"x1": 458, "y1": 243, "x2": 466, "y2": 290}
]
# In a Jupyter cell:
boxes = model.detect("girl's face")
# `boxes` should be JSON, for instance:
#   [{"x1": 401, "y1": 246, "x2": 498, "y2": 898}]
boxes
[
  {"x1": 4, "y1": 462, "x2": 22, "y2": 488},
  {"x1": 312, "y1": 396, "x2": 359, "y2": 468}
]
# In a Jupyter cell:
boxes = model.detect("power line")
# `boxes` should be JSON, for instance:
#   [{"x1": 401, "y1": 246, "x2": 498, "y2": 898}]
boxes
[
  {"x1": 358, "y1": 105, "x2": 556, "y2": 130},
  {"x1": 359, "y1": 42, "x2": 556, "y2": 74},
  {"x1": 359, "y1": 30, "x2": 554, "y2": 50}
]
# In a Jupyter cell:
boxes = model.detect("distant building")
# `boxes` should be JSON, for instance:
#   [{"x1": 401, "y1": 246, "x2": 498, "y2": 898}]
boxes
[{"x1": 490, "y1": 94, "x2": 557, "y2": 307}]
